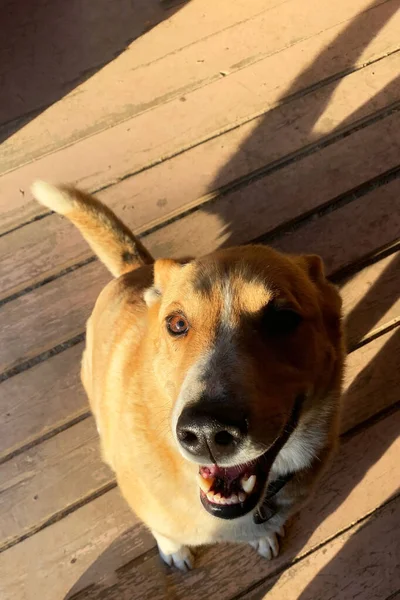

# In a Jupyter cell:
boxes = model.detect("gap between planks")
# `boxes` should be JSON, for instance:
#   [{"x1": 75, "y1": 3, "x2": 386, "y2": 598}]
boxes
[{"x1": 0, "y1": 481, "x2": 117, "y2": 555}]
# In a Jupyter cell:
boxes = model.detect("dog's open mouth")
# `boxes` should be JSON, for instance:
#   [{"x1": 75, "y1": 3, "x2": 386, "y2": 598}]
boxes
[
  {"x1": 198, "y1": 394, "x2": 305, "y2": 520},
  {"x1": 198, "y1": 456, "x2": 271, "y2": 519}
]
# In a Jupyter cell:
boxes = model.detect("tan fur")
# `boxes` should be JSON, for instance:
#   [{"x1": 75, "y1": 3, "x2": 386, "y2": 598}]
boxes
[
  {"x1": 32, "y1": 181, "x2": 152, "y2": 277},
  {"x1": 32, "y1": 182, "x2": 345, "y2": 569}
]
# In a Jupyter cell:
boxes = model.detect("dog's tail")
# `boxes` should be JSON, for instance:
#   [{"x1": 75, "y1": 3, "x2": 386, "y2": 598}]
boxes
[{"x1": 31, "y1": 181, "x2": 154, "y2": 277}]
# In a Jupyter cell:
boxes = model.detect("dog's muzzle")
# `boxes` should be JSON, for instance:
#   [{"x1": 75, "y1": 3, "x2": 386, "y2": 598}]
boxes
[{"x1": 191, "y1": 395, "x2": 304, "y2": 520}]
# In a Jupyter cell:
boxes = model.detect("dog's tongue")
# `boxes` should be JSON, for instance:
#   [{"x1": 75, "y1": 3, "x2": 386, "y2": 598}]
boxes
[{"x1": 200, "y1": 462, "x2": 255, "y2": 484}]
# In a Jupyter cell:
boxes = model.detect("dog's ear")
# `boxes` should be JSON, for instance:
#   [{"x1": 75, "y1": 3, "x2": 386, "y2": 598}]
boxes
[
  {"x1": 298, "y1": 254, "x2": 326, "y2": 284},
  {"x1": 144, "y1": 259, "x2": 183, "y2": 307},
  {"x1": 297, "y1": 254, "x2": 343, "y2": 339}
]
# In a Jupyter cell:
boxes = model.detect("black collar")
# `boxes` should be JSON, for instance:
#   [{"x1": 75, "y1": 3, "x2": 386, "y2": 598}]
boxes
[{"x1": 253, "y1": 472, "x2": 294, "y2": 524}]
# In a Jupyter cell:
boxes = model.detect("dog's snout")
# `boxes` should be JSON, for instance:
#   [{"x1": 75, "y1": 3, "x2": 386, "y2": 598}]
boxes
[{"x1": 176, "y1": 403, "x2": 248, "y2": 462}]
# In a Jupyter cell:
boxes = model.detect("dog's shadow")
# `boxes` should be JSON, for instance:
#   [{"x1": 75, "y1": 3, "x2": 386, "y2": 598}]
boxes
[{"x1": 201, "y1": 0, "x2": 400, "y2": 252}]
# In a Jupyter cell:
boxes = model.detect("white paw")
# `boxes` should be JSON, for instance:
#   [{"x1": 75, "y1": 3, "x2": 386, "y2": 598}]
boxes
[
  {"x1": 249, "y1": 525, "x2": 285, "y2": 560},
  {"x1": 158, "y1": 545, "x2": 194, "y2": 572}
]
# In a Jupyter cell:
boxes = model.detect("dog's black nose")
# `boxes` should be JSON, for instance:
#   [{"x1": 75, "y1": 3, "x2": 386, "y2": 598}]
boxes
[{"x1": 176, "y1": 403, "x2": 248, "y2": 462}]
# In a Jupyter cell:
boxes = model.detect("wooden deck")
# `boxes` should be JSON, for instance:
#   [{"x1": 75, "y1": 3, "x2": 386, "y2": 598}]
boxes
[{"x1": 0, "y1": 0, "x2": 399, "y2": 598}]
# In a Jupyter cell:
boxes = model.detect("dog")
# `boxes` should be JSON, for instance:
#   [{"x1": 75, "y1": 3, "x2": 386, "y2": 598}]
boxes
[{"x1": 32, "y1": 181, "x2": 344, "y2": 571}]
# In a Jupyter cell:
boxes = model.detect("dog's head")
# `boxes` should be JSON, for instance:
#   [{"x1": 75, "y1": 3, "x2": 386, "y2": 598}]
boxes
[
  {"x1": 32, "y1": 183, "x2": 343, "y2": 521},
  {"x1": 145, "y1": 245, "x2": 343, "y2": 519}
]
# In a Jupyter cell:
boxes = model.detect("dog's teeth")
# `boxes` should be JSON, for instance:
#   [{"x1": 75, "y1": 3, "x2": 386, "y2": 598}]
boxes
[
  {"x1": 197, "y1": 474, "x2": 214, "y2": 493},
  {"x1": 203, "y1": 486, "x2": 247, "y2": 506},
  {"x1": 241, "y1": 474, "x2": 256, "y2": 494}
]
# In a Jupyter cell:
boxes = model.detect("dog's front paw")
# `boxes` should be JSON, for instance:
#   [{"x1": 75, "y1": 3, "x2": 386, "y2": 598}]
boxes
[
  {"x1": 153, "y1": 531, "x2": 194, "y2": 572},
  {"x1": 158, "y1": 545, "x2": 194, "y2": 572},
  {"x1": 249, "y1": 525, "x2": 285, "y2": 560}
]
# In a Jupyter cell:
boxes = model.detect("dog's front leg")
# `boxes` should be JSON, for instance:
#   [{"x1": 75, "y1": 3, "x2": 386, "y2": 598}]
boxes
[
  {"x1": 249, "y1": 445, "x2": 334, "y2": 560},
  {"x1": 152, "y1": 531, "x2": 194, "y2": 571},
  {"x1": 249, "y1": 512, "x2": 287, "y2": 560}
]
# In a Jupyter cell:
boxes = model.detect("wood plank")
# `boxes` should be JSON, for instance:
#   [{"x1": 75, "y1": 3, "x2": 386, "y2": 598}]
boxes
[
  {"x1": 1, "y1": 0, "x2": 334, "y2": 169},
  {"x1": 1, "y1": 400, "x2": 397, "y2": 600},
  {"x1": 3, "y1": 97, "x2": 400, "y2": 299},
  {"x1": 0, "y1": 343, "x2": 86, "y2": 462},
  {"x1": 0, "y1": 323, "x2": 398, "y2": 558},
  {"x1": 0, "y1": 418, "x2": 112, "y2": 550},
  {"x1": 141, "y1": 170, "x2": 400, "y2": 260},
  {"x1": 274, "y1": 178, "x2": 400, "y2": 275},
  {"x1": 341, "y1": 250, "x2": 400, "y2": 349},
  {"x1": 0, "y1": 0, "x2": 186, "y2": 128},
  {"x1": 243, "y1": 498, "x2": 400, "y2": 600},
  {"x1": 1, "y1": 176, "x2": 399, "y2": 375},
  {"x1": 1, "y1": 253, "x2": 398, "y2": 460},
  {"x1": 2, "y1": 54, "x2": 399, "y2": 240},
  {"x1": 340, "y1": 327, "x2": 400, "y2": 433},
  {"x1": 1, "y1": 1, "x2": 399, "y2": 232},
  {"x1": 0, "y1": 488, "x2": 150, "y2": 600},
  {"x1": 0, "y1": 0, "x2": 281, "y2": 129},
  {"x1": 0, "y1": 262, "x2": 110, "y2": 375}
]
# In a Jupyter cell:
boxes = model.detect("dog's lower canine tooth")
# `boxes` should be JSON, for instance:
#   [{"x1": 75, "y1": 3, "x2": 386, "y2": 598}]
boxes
[
  {"x1": 197, "y1": 474, "x2": 214, "y2": 493},
  {"x1": 241, "y1": 474, "x2": 256, "y2": 494},
  {"x1": 238, "y1": 492, "x2": 246, "y2": 502}
]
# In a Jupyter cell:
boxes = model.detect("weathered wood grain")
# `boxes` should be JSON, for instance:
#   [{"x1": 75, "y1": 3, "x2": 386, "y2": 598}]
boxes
[
  {"x1": 0, "y1": 343, "x2": 86, "y2": 462},
  {"x1": 0, "y1": 262, "x2": 110, "y2": 375},
  {"x1": 2, "y1": 102, "x2": 400, "y2": 299},
  {"x1": 341, "y1": 250, "x2": 400, "y2": 349},
  {"x1": 274, "y1": 177, "x2": 400, "y2": 275},
  {"x1": 0, "y1": 418, "x2": 113, "y2": 552},
  {"x1": 0, "y1": 1, "x2": 398, "y2": 598},
  {"x1": 243, "y1": 497, "x2": 400, "y2": 600},
  {"x1": 1, "y1": 1, "x2": 399, "y2": 232},
  {"x1": 0, "y1": 0, "x2": 284, "y2": 132},
  {"x1": 340, "y1": 327, "x2": 400, "y2": 433},
  {"x1": 0, "y1": 488, "x2": 148, "y2": 600}
]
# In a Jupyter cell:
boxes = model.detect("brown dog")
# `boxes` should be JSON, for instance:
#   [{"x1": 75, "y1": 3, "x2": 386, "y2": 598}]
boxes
[{"x1": 32, "y1": 181, "x2": 344, "y2": 571}]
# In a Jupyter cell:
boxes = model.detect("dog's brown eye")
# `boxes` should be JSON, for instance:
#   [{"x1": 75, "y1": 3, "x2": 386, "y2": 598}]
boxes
[{"x1": 167, "y1": 314, "x2": 190, "y2": 336}]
